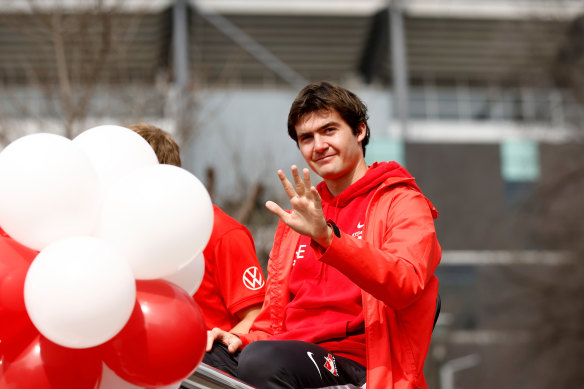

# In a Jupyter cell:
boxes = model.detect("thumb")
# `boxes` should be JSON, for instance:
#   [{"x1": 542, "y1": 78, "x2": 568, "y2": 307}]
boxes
[{"x1": 265, "y1": 200, "x2": 288, "y2": 220}]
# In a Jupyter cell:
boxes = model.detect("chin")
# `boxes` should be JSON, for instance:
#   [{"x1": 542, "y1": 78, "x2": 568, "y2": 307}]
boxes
[
  {"x1": 310, "y1": 164, "x2": 330, "y2": 176},
  {"x1": 316, "y1": 169, "x2": 342, "y2": 181}
]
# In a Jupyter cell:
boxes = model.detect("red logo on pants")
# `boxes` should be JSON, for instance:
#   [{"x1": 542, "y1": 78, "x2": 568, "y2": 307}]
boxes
[{"x1": 324, "y1": 353, "x2": 338, "y2": 376}]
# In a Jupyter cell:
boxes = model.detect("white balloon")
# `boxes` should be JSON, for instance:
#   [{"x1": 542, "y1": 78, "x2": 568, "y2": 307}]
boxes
[
  {"x1": 163, "y1": 253, "x2": 206, "y2": 295},
  {"x1": 73, "y1": 125, "x2": 159, "y2": 201},
  {"x1": 24, "y1": 236, "x2": 136, "y2": 348},
  {"x1": 0, "y1": 133, "x2": 100, "y2": 251},
  {"x1": 98, "y1": 164, "x2": 213, "y2": 280}
]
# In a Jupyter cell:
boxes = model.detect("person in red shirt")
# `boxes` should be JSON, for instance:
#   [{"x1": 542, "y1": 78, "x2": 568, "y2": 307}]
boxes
[
  {"x1": 204, "y1": 82, "x2": 441, "y2": 389},
  {"x1": 128, "y1": 123, "x2": 265, "y2": 333},
  {"x1": 196, "y1": 204, "x2": 266, "y2": 332}
]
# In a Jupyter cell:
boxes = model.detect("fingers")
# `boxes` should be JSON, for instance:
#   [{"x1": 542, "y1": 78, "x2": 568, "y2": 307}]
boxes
[
  {"x1": 206, "y1": 327, "x2": 229, "y2": 351},
  {"x1": 310, "y1": 186, "x2": 322, "y2": 208},
  {"x1": 279, "y1": 166, "x2": 313, "y2": 199},
  {"x1": 265, "y1": 200, "x2": 288, "y2": 220},
  {"x1": 291, "y1": 165, "x2": 306, "y2": 196},
  {"x1": 277, "y1": 169, "x2": 297, "y2": 200},
  {"x1": 302, "y1": 168, "x2": 312, "y2": 191},
  {"x1": 227, "y1": 337, "x2": 243, "y2": 353},
  {"x1": 206, "y1": 328, "x2": 222, "y2": 351},
  {"x1": 206, "y1": 328, "x2": 242, "y2": 354}
]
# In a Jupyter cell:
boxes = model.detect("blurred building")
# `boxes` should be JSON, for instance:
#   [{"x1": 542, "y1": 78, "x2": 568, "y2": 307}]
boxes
[{"x1": 1, "y1": 1, "x2": 582, "y2": 387}]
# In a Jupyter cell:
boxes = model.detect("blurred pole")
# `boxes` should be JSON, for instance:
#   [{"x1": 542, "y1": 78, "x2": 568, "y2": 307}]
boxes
[
  {"x1": 388, "y1": 0, "x2": 409, "y2": 140},
  {"x1": 173, "y1": 0, "x2": 190, "y2": 142},
  {"x1": 439, "y1": 354, "x2": 481, "y2": 389},
  {"x1": 173, "y1": 0, "x2": 189, "y2": 88}
]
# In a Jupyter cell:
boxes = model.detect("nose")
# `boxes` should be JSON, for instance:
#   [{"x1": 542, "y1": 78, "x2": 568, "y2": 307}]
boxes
[{"x1": 313, "y1": 134, "x2": 327, "y2": 153}]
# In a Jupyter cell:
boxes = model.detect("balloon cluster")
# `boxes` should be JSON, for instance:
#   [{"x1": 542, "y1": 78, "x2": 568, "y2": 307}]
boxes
[{"x1": 0, "y1": 126, "x2": 213, "y2": 389}]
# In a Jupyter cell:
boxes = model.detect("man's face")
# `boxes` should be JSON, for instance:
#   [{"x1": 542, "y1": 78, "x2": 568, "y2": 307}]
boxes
[{"x1": 295, "y1": 109, "x2": 365, "y2": 181}]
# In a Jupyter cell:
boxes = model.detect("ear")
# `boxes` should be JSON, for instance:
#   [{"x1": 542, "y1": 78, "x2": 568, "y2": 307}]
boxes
[{"x1": 356, "y1": 122, "x2": 367, "y2": 143}]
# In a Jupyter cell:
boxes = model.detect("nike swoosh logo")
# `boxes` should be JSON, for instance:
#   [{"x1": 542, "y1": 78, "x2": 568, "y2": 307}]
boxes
[
  {"x1": 357, "y1": 222, "x2": 365, "y2": 228},
  {"x1": 307, "y1": 352, "x2": 322, "y2": 379}
]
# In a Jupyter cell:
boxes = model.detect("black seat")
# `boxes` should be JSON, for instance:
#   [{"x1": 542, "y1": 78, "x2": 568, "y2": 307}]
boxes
[{"x1": 433, "y1": 294, "x2": 441, "y2": 330}]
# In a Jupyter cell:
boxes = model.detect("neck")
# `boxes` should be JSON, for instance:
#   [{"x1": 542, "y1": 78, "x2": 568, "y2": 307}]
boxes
[{"x1": 325, "y1": 159, "x2": 368, "y2": 197}]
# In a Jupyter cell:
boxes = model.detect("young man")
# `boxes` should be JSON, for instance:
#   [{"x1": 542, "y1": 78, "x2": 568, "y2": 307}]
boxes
[
  {"x1": 128, "y1": 123, "x2": 265, "y2": 333},
  {"x1": 204, "y1": 82, "x2": 441, "y2": 389}
]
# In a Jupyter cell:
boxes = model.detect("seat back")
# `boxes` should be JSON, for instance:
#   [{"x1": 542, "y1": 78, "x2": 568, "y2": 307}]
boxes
[{"x1": 433, "y1": 294, "x2": 441, "y2": 330}]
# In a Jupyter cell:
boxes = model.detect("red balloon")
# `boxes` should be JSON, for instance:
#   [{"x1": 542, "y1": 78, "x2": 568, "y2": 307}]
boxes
[
  {"x1": 0, "y1": 327, "x2": 102, "y2": 389},
  {"x1": 0, "y1": 230, "x2": 38, "y2": 341},
  {"x1": 0, "y1": 227, "x2": 38, "y2": 260},
  {"x1": 101, "y1": 279, "x2": 207, "y2": 387}
]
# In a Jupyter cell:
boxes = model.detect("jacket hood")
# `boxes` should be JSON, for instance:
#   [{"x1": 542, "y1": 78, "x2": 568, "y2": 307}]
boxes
[{"x1": 317, "y1": 161, "x2": 439, "y2": 219}]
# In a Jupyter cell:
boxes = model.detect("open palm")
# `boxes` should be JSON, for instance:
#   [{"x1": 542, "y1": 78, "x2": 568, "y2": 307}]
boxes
[{"x1": 265, "y1": 166, "x2": 331, "y2": 247}]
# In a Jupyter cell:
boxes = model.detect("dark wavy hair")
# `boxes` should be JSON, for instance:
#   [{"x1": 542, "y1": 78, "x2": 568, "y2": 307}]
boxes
[{"x1": 287, "y1": 81, "x2": 370, "y2": 156}]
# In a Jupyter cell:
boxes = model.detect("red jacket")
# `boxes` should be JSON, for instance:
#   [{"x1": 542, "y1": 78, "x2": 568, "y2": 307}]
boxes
[{"x1": 240, "y1": 162, "x2": 441, "y2": 389}]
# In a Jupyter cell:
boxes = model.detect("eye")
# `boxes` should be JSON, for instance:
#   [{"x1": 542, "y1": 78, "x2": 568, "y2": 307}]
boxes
[{"x1": 298, "y1": 134, "x2": 312, "y2": 143}]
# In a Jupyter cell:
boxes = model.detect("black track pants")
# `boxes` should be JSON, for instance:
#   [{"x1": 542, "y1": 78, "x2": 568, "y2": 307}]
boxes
[{"x1": 203, "y1": 340, "x2": 367, "y2": 389}]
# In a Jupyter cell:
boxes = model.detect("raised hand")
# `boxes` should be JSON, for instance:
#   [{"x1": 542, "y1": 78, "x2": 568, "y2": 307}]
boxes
[{"x1": 265, "y1": 166, "x2": 332, "y2": 248}]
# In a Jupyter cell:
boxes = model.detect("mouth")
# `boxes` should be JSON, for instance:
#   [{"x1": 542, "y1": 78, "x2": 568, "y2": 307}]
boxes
[{"x1": 314, "y1": 154, "x2": 335, "y2": 164}]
